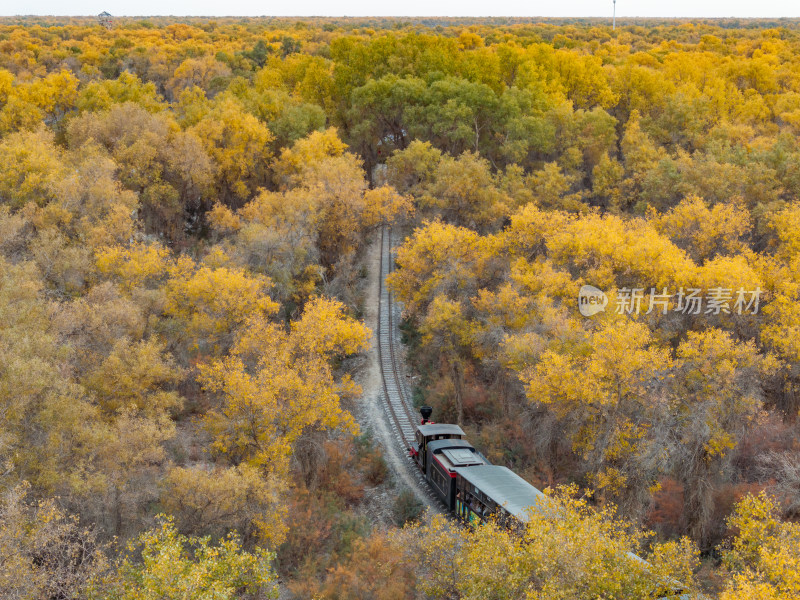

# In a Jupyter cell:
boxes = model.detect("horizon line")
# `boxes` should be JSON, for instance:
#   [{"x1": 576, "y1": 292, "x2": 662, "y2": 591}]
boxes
[{"x1": 2, "y1": 14, "x2": 800, "y2": 19}]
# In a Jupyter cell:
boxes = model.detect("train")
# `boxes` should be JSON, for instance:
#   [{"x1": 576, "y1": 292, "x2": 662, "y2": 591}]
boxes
[
  {"x1": 408, "y1": 405, "x2": 691, "y2": 600},
  {"x1": 408, "y1": 406, "x2": 540, "y2": 528}
]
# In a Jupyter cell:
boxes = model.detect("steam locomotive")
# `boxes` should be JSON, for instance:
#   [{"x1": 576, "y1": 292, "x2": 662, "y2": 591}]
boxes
[{"x1": 408, "y1": 405, "x2": 691, "y2": 599}]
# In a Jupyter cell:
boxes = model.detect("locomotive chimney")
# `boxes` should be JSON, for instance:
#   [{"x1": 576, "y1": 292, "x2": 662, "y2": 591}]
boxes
[{"x1": 420, "y1": 406, "x2": 433, "y2": 424}]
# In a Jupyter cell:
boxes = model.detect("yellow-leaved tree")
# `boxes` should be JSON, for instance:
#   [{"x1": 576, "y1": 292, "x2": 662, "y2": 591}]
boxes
[
  {"x1": 396, "y1": 486, "x2": 698, "y2": 600},
  {"x1": 191, "y1": 95, "x2": 274, "y2": 204},
  {"x1": 165, "y1": 260, "x2": 279, "y2": 356},
  {"x1": 199, "y1": 296, "x2": 370, "y2": 476},
  {"x1": 671, "y1": 330, "x2": 774, "y2": 545},
  {"x1": 720, "y1": 492, "x2": 800, "y2": 600},
  {"x1": 95, "y1": 515, "x2": 277, "y2": 600},
  {"x1": 520, "y1": 319, "x2": 671, "y2": 514}
]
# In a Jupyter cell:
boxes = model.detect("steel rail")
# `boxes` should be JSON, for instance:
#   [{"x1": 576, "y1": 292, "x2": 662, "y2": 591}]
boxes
[{"x1": 377, "y1": 225, "x2": 417, "y2": 449}]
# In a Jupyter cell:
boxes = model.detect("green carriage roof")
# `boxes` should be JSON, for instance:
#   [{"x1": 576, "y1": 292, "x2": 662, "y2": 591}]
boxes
[{"x1": 454, "y1": 465, "x2": 545, "y2": 521}]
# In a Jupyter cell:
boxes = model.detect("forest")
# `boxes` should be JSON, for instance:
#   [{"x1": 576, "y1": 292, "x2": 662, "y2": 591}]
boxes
[{"x1": 0, "y1": 14, "x2": 799, "y2": 599}]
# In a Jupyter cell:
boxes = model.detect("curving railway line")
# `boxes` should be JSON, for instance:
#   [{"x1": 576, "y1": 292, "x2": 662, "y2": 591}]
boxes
[
  {"x1": 376, "y1": 225, "x2": 444, "y2": 508},
  {"x1": 377, "y1": 226, "x2": 417, "y2": 447}
]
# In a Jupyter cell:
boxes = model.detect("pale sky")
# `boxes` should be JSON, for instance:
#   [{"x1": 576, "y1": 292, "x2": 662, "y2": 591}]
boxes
[{"x1": 4, "y1": 0, "x2": 799, "y2": 18}]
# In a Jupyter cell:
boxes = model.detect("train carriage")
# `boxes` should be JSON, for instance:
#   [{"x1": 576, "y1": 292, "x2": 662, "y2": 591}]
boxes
[
  {"x1": 425, "y1": 439, "x2": 487, "y2": 509},
  {"x1": 452, "y1": 464, "x2": 545, "y2": 527},
  {"x1": 410, "y1": 420, "x2": 487, "y2": 508},
  {"x1": 410, "y1": 407, "x2": 692, "y2": 600}
]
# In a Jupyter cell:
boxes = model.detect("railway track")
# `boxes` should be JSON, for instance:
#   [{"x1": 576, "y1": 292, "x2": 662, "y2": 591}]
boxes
[
  {"x1": 377, "y1": 225, "x2": 418, "y2": 448},
  {"x1": 376, "y1": 225, "x2": 443, "y2": 507}
]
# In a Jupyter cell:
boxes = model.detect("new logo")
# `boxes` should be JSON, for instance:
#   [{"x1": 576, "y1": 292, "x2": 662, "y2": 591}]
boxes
[{"x1": 578, "y1": 285, "x2": 608, "y2": 317}]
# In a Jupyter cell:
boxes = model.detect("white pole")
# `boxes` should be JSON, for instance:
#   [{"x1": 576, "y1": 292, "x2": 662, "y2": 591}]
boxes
[{"x1": 613, "y1": 0, "x2": 616, "y2": 30}]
